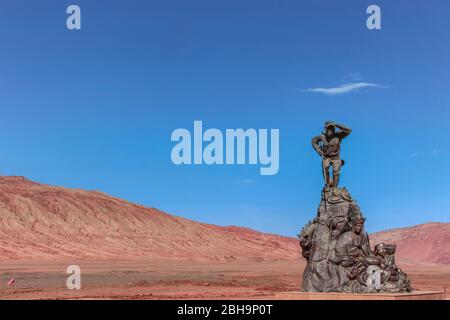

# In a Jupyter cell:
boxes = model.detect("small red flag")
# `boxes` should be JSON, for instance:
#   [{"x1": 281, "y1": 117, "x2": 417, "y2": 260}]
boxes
[{"x1": 8, "y1": 276, "x2": 15, "y2": 286}]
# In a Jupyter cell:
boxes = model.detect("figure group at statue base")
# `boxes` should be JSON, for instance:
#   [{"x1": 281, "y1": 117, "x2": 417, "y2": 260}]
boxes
[{"x1": 299, "y1": 122, "x2": 411, "y2": 293}]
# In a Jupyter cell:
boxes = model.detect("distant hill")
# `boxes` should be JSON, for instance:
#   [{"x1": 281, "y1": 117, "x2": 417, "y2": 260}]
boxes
[
  {"x1": 0, "y1": 176, "x2": 298, "y2": 262},
  {"x1": 370, "y1": 222, "x2": 450, "y2": 265},
  {"x1": 0, "y1": 176, "x2": 448, "y2": 265}
]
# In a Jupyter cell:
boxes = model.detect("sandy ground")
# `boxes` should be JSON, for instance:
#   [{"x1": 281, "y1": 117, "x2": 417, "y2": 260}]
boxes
[{"x1": 0, "y1": 259, "x2": 449, "y2": 300}]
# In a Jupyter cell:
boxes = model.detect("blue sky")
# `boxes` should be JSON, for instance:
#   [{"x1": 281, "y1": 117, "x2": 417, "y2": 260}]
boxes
[{"x1": 0, "y1": 1, "x2": 449, "y2": 236}]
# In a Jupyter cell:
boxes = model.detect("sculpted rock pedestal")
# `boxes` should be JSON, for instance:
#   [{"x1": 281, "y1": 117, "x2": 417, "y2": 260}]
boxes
[{"x1": 299, "y1": 187, "x2": 411, "y2": 293}]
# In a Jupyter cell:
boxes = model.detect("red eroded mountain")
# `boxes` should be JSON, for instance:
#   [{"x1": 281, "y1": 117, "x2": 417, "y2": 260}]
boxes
[
  {"x1": 0, "y1": 176, "x2": 448, "y2": 265},
  {"x1": 0, "y1": 176, "x2": 299, "y2": 262},
  {"x1": 369, "y1": 222, "x2": 450, "y2": 265}
]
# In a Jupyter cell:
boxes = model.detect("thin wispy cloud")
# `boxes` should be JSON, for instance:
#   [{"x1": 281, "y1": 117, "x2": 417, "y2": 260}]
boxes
[
  {"x1": 409, "y1": 152, "x2": 419, "y2": 158},
  {"x1": 305, "y1": 82, "x2": 383, "y2": 96}
]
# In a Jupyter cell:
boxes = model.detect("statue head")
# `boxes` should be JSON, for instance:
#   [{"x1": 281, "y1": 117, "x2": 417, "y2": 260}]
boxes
[
  {"x1": 324, "y1": 121, "x2": 336, "y2": 137},
  {"x1": 374, "y1": 243, "x2": 397, "y2": 257},
  {"x1": 354, "y1": 217, "x2": 365, "y2": 234}
]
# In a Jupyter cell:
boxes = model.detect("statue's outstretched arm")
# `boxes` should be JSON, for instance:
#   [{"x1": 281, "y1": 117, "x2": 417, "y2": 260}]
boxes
[{"x1": 335, "y1": 123, "x2": 352, "y2": 138}]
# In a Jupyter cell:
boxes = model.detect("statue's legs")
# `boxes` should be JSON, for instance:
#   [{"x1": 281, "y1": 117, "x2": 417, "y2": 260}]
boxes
[
  {"x1": 331, "y1": 159, "x2": 343, "y2": 188},
  {"x1": 333, "y1": 174, "x2": 339, "y2": 188},
  {"x1": 321, "y1": 158, "x2": 332, "y2": 188}
]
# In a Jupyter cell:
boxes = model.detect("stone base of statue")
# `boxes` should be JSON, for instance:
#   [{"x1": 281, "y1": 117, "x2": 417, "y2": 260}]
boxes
[
  {"x1": 275, "y1": 290, "x2": 446, "y2": 300},
  {"x1": 298, "y1": 187, "x2": 412, "y2": 294}
]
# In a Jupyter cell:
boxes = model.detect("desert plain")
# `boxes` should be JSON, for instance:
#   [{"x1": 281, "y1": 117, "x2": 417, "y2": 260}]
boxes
[{"x1": 1, "y1": 258, "x2": 449, "y2": 300}]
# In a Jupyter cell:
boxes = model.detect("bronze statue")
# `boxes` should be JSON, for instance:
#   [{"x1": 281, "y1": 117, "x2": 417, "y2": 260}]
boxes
[
  {"x1": 299, "y1": 123, "x2": 411, "y2": 293},
  {"x1": 311, "y1": 121, "x2": 351, "y2": 189}
]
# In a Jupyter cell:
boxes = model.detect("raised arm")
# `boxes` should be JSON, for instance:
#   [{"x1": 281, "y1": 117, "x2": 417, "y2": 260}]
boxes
[
  {"x1": 334, "y1": 123, "x2": 352, "y2": 139},
  {"x1": 311, "y1": 135, "x2": 323, "y2": 157}
]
